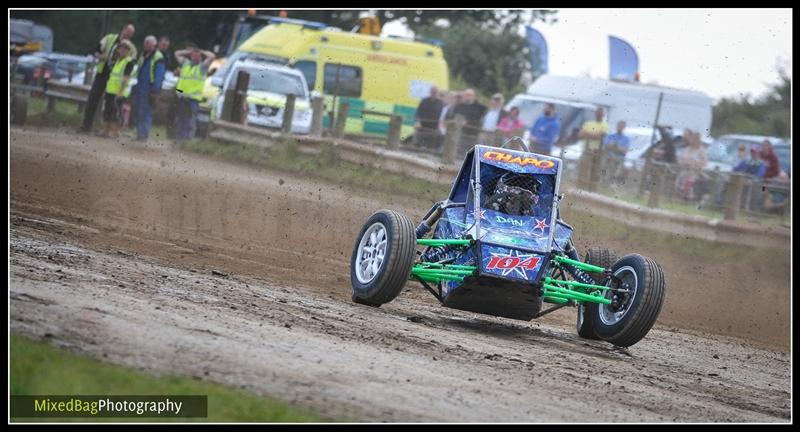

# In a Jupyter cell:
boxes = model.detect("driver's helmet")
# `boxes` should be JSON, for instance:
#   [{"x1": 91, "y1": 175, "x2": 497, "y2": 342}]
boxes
[{"x1": 486, "y1": 172, "x2": 541, "y2": 216}]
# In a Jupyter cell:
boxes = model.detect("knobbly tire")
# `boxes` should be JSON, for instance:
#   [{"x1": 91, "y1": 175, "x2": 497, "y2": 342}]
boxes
[
  {"x1": 350, "y1": 209, "x2": 416, "y2": 307},
  {"x1": 577, "y1": 247, "x2": 618, "y2": 340},
  {"x1": 589, "y1": 254, "x2": 666, "y2": 347}
]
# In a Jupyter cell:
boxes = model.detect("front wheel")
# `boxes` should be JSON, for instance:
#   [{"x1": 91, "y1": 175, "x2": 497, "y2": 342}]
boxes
[
  {"x1": 590, "y1": 254, "x2": 666, "y2": 347},
  {"x1": 350, "y1": 209, "x2": 416, "y2": 306}
]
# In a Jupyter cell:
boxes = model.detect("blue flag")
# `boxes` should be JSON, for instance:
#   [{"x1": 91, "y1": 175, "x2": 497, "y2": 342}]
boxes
[
  {"x1": 525, "y1": 26, "x2": 548, "y2": 75},
  {"x1": 609, "y1": 35, "x2": 639, "y2": 81}
]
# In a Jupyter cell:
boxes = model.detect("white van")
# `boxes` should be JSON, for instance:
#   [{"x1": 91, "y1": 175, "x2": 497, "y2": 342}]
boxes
[{"x1": 514, "y1": 74, "x2": 713, "y2": 137}]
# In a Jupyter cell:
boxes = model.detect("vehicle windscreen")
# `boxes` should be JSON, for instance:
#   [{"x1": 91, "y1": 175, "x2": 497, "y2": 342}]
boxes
[
  {"x1": 243, "y1": 68, "x2": 307, "y2": 98},
  {"x1": 212, "y1": 51, "x2": 288, "y2": 80}
]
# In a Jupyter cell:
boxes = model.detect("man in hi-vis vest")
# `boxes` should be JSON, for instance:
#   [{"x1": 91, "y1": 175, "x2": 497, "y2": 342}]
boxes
[
  {"x1": 132, "y1": 35, "x2": 166, "y2": 141},
  {"x1": 81, "y1": 23, "x2": 137, "y2": 133},
  {"x1": 173, "y1": 45, "x2": 215, "y2": 140},
  {"x1": 102, "y1": 40, "x2": 136, "y2": 139}
]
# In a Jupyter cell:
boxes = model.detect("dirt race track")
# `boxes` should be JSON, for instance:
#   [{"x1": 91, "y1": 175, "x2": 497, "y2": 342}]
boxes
[{"x1": 10, "y1": 128, "x2": 791, "y2": 422}]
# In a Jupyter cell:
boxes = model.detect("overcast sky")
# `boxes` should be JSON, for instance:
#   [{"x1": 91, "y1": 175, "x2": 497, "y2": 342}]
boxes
[{"x1": 382, "y1": 8, "x2": 792, "y2": 101}]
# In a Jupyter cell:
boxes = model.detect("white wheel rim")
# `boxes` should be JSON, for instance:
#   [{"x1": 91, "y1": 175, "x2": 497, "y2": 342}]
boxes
[
  {"x1": 355, "y1": 222, "x2": 388, "y2": 284},
  {"x1": 599, "y1": 265, "x2": 638, "y2": 325}
]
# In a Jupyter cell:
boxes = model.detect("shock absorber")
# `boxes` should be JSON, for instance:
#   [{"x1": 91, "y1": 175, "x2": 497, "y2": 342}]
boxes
[
  {"x1": 562, "y1": 241, "x2": 597, "y2": 286},
  {"x1": 421, "y1": 244, "x2": 458, "y2": 263},
  {"x1": 415, "y1": 201, "x2": 446, "y2": 239}
]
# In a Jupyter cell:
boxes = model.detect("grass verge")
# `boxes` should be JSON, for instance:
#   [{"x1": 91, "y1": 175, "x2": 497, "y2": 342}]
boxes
[
  {"x1": 176, "y1": 136, "x2": 449, "y2": 203},
  {"x1": 10, "y1": 334, "x2": 328, "y2": 423}
]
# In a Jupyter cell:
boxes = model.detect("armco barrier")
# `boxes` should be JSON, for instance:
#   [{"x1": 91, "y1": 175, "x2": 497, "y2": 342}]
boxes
[{"x1": 564, "y1": 189, "x2": 790, "y2": 250}]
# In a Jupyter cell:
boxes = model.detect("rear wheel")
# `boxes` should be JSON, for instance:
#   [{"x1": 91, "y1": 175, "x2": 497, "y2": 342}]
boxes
[
  {"x1": 591, "y1": 254, "x2": 666, "y2": 347},
  {"x1": 577, "y1": 247, "x2": 618, "y2": 340},
  {"x1": 350, "y1": 210, "x2": 416, "y2": 306}
]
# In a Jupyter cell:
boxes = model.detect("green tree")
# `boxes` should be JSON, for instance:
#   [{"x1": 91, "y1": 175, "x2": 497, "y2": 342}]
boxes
[
  {"x1": 711, "y1": 66, "x2": 791, "y2": 138},
  {"x1": 413, "y1": 16, "x2": 549, "y2": 99}
]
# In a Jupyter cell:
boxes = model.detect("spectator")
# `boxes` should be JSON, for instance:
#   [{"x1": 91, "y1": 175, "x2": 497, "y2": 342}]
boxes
[
  {"x1": 578, "y1": 107, "x2": 609, "y2": 151},
  {"x1": 452, "y1": 88, "x2": 487, "y2": 153},
  {"x1": 497, "y1": 106, "x2": 525, "y2": 138},
  {"x1": 160, "y1": 36, "x2": 179, "y2": 139},
  {"x1": 174, "y1": 45, "x2": 215, "y2": 140},
  {"x1": 733, "y1": 146, "x2": 766, "y2": 178},
  {"x1": 438, "y1": 91, "x2": 457, "y2": 134},
  {"x1": 158, "y1": 36, "x2": 174, "y2": 70},
  {"x1": 414, "y1": 86, "x2": 444, "y2": 148},
  {"x1": 603, "y1": 120, "x2": 630, "y2": 181},
  {"x1": 132, "y1": 35, "x2": 166, "y2": 141},
  {"x1": 676, "y1": 130, "x2": 707, "y2": 200},
  {"x1": 763, "y1": 171, "x2": 789, "y2": 213},
  {"x1": 758, "y1": 139, "x2": 786, "y2": 213},
  {"x1": 81, "y1": 23, "x2": 136, "y2": 133},
  {"x1": 529, "y1": 103, "x2": 560, "y2": 155},
  {"x1": 101, "y1": 40, "x2": 136, "y2": 139},
  {"x1": 481, "y1": 93, "x2": 508, "y2": 133},
  {"x1": 760, "y1": 139, "x2": 782, "y2": 180},
  {"x1": 732, "y1": 143, "x2": 748, "y2": 167}
]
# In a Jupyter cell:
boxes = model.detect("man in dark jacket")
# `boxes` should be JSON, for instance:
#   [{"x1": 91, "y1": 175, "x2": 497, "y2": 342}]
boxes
[
  {"x1": 81, "y1": 23, "x2": 136, "y2": 133},
  {"x1": 414, "y1": 86, "x2": 444, "y2": 148},
  {"x1": 452, "y1": 88, "x2": 487, "y2": 154}
]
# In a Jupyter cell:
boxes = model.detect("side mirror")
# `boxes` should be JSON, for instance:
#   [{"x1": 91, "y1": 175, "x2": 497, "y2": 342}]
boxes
[{"x1": 211, "y1": 76, "x2": 223, "y2": 88}]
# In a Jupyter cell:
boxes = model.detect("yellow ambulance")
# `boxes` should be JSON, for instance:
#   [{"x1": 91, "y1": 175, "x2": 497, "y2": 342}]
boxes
[{"x1": 204, "y1": 18, "x2": 449, "y2": 138}]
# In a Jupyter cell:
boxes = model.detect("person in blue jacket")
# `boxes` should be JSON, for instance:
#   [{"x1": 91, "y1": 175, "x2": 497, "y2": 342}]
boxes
[
  {"x1": 133, "y1": 35, "x2": 166, "y2": 141},
  {"x1": 529, "y1": 103, "x2": 561, "y2": 155},
  {"x1": 733, "y1": 145, "x2": 766, "y2": 178}
]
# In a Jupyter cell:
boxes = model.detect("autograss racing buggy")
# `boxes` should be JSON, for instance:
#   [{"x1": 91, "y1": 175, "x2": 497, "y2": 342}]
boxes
[{"x1": 350, "y1": 138, "x2": 666, "y2": 347}]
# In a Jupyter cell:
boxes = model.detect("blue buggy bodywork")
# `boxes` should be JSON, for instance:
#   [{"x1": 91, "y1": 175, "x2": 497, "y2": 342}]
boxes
[{"x1": 418, "y1": 145, "x2": 575, "y2": 319}]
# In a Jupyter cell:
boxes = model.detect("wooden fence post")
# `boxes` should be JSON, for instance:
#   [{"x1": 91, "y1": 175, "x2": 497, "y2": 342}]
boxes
[
  {"x1": 333, "y1": 102, "x2": 349, "y2": 138},
  {"x1": 386, "y1": 114, "x2": 403, "y2": 149},
  {"x1": 281, "y1": 93, "x2": 296, "y2": 134},
  {"x1": 310, "y1": 96, "x2": 324, "y2": 136},
  {"x1": 441, "y1": 116, "x2": 464, "y2": 165},
  {"x1": 222, "y1": 70, "x2": 249, "y2": 123},
  {"x1": 723, "y1": 173, "x2": 746, "y2": 221},
  {"x1": 647, "y1": 164, "x2": 666, "y2": 209},
  {"x1": 493, "y1": 129, "x2": 504, "y2": 147}
]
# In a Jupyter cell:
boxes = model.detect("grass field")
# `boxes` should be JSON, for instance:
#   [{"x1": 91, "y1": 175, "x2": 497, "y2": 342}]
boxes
[{"x1": 10, "y1": 334, "x2": 328, "y2": 423}]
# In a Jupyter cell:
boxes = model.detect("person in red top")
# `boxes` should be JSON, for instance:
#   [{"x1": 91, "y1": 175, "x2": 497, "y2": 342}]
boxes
[{"x1": 760, "y1": 139, "x2": 782, "y2": 180}]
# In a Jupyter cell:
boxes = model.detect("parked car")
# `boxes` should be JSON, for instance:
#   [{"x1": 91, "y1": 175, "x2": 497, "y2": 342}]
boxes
[
  {"x1": 13, "y1": 52, "x2": 94, "y2": 85},
  {"x1": 12, "y1": 54, "x2": 54, "y2": 84},
  {"x1": 209, "y1": 60, "x2": 312, "y2": 134}
]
